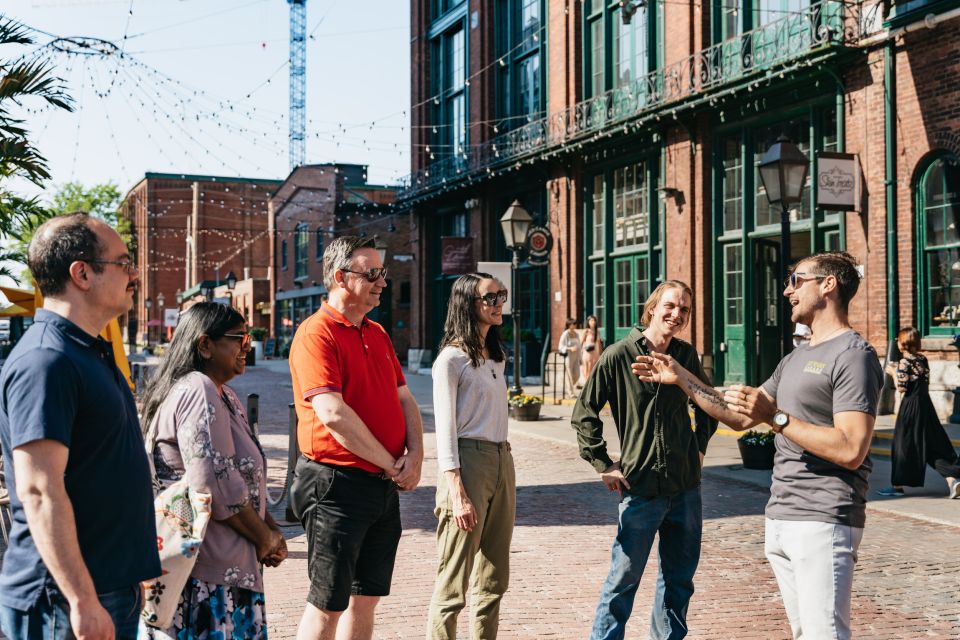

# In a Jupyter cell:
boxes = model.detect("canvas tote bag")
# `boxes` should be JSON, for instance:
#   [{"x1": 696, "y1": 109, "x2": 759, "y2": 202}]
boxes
[{"x1": 140, "y1": 416, "x2": 213, "y2": 629}]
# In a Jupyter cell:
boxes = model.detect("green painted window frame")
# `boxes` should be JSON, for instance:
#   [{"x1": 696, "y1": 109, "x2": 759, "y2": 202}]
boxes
[
  {"x1": 585, "y1": 152, "x2": 661, "y2": 345},
  {"x1": 583, "y1": 0, "x2": 662, "y2": 99},
  {"x1": 711, "y1": 99, "x2": 842, "y2": 385},
  {"x1": 315, "y1": 228, "x2": 324, "y2": 262},
  {"x1": 496, "y1": 0, "x2": 545, "y2": 131},
  {"x1": 430, "y1": 18, "x2": 468, "y2": 163},
  {"x1": 294, "y1": 223, "x2": 309, "y2": 280},
  {"x1": 916, "y1": 152, "x2": 960, "y2": 337}
]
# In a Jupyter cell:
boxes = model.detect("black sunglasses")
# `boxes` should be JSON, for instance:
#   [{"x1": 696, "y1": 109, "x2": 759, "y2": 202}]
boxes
[
  {"x1": 784, "y1": 271, "x2": 827, "y2": 289},
  {"x1": 341, "y1": 267, "x2": 388, "y2": 283},
  {"x1": 474, "y1": 290, "x2": 509, "y2": 306}
]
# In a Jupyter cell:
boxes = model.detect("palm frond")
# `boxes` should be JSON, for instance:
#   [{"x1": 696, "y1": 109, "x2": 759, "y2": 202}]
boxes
[{"x1": 0, "y1": 17, "x2": 36, "y2": 48}]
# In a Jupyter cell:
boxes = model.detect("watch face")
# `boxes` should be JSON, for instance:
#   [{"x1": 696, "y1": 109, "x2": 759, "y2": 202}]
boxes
[{"x1": 774, "y1": 412, "x2": 789, "y2": 426}]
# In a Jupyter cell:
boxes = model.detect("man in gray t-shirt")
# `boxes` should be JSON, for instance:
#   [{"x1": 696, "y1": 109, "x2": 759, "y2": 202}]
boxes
[{"x1": 633, "y1": 251, "x2": 882, "y2": 640}]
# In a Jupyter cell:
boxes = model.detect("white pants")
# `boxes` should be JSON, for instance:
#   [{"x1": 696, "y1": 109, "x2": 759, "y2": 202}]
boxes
[{"x1": 764, "y1": 518, "x2": 864, "y2": 640}]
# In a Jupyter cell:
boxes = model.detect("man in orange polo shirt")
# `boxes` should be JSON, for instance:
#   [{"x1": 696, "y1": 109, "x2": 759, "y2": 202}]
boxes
[{"x1": 288, "y1": 235, "x2": 424, "y2": 640}]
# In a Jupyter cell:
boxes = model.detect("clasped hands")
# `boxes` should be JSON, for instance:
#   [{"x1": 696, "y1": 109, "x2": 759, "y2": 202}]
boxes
[
  {"x1": 259, "y1": 528, "x2": 288, "y2": 567},
  {"x1": 388, "y1": 453, "x2": 422, "y2": 491}
]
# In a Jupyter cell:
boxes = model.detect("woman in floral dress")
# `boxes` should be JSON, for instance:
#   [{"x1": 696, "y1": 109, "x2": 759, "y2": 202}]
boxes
[{"x1": 139, "y1": 303, "x2": 287, "y2": 639}]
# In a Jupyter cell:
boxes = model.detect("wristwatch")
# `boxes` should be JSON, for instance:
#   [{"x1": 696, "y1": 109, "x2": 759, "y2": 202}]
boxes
[{"x1": 772, "y1": 410, "x2": 790, "y2": 433}]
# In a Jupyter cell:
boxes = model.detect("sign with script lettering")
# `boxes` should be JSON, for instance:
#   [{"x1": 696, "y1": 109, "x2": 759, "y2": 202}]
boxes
[
  {"x1": 441, "y1": 237, "x2": 475, "y2": 274},
  {"x1": 816, "y1": 152, "x2": 861, "y2": 212}
]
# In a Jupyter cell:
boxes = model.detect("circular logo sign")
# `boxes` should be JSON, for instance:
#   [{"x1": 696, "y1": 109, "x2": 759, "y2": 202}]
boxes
[{"x1": 526, "y1": 225, "x2": 552, "y2": 265}]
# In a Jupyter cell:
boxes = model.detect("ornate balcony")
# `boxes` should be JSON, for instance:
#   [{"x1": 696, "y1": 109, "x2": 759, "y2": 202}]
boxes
[{"x1": 398, "y1": 0, "x2": 884, "y2": 202}]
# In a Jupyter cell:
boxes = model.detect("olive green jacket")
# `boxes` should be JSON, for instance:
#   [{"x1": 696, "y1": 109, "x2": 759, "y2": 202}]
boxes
[{"x1": 571, "y1": 326, "x2": 718, "y2": 497}]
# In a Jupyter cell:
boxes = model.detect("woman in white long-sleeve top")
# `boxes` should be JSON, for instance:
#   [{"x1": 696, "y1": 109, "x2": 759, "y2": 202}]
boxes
[{"x1": 427, "y1": 273, "x2": 515, "y2": 640}]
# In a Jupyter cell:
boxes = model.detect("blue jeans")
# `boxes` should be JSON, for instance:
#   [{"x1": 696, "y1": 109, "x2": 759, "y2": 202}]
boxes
[
  {"x1": 590, "y1": 486, "x2": 702, "y2": 640},
  {"x1": 0, "y1": 584, "x2": 142, "y2": 640}
]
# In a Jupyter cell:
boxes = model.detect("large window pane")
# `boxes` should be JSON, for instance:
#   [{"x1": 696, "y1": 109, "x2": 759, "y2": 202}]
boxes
[
  {"x1": 592, "y1": 174, "x2": 605, "y2": 253},
  {"x1": 593, "y1": 261, "x2": 605, "y2": 323},
  {"x1": 724, "y1": 244, "x2": 743, "y2": 325},
  {"x1": 613, "y1": 163, "x2": 649, "y2": 248},
  {"x1": 591, "y1": 18, "x2": 604, "y2": 97},
  {"x1": 723, "y1": 138, "x2": 742, "y2": 232},
  {"x1": 924, "y1": 156, "x2": 960, "y2": 329},
  {"x1": 616, "y1": 260, "x2": 633, "y2": 330},
  {"x1": 448, "y1": 29, "x2": 465, "y2": 91},
  {"x1": 518, "y1": 54, "x2": 540, "y2": 118},
  {"x1": 295, "y1": 223, "x2": 309, "y2": 279},
  {"x1": 521, "y1": 0, "x2": 540, "y2": 43}
]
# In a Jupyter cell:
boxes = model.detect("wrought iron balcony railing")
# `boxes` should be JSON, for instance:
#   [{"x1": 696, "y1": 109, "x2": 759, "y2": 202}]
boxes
[{"x1": 398, "y1": 0, "x2": 884, "y2": 201}]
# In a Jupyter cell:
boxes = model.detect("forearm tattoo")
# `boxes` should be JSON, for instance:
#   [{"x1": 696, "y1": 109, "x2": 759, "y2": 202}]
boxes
[{"x1": 680, "y1": 369, "x2": 729, "y2": 410}]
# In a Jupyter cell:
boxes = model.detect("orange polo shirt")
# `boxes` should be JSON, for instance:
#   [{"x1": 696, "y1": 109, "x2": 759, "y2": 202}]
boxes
[{"x1": 289, "y1": 303, "x2": 407, "y2": 472}]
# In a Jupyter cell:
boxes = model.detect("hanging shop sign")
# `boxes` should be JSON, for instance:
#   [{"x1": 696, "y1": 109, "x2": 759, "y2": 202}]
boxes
[
  {"x1": 816, "y1": 152, "x2": 861, "y2": 212},
  {"x1": 526, "y1": 225, "x2": 553, "y2": 266},
  {"x1": 441, "y1": 236, "x2": 475, "y2": 274}
]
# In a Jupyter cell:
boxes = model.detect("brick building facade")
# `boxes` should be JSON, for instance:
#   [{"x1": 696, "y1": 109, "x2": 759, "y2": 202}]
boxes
[
  {"x1": 121, "y1": 172, "x2": 281, "y2": 345},
  {"x1": 269, "y1": 164, "x2": 413, "y2": 361},
  {"x1": 402, "y1": 1, "x2": 960, "y2": 415}
]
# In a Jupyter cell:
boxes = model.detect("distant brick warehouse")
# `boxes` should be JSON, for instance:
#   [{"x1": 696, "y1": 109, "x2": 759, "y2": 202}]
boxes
[
  {"x1": 401, "y1": 0, "x2": 960, "y2": 416},
  {"x1": 269, "y1": 164, "x2": 413, "y2": 362},
  {"x1": 121, "y1": 172, "x2": 282, "y2": 346}
]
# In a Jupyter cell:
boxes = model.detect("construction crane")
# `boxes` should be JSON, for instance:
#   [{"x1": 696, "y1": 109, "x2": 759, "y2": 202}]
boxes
[{"x1": 288, "y1": 0, "x2": 306, "y2": 170}]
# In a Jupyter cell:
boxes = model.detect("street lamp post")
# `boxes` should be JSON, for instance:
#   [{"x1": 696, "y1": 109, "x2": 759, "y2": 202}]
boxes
[
  {"x1": 156, "y1": 293, "x2": 165, "y2": 343},
  {"x1": 500, "y1": 200, "x2": 533, "y2": 397},
  {"x1": 144, "y1": 297, "x2": 153, "y2": 346},
  {"x1": 758, "y1": 134, "x2": 810, "y2": 357}
]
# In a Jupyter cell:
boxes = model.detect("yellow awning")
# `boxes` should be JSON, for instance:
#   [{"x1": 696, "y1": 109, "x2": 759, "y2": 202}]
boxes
[{"x1": 0, "y1": 304, "x2": 30, "y2": 317}]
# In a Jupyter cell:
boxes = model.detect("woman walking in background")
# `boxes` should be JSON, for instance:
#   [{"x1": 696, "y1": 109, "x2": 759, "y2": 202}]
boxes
[
  {"x1": 878, "y1": 326, "x2": 960, "y2": 499},
  {"x1": 558, "y1": 317, "x2": 582, "y2": 391},
  {"x1": 581, "y1": 314, "x2": 603, "y2": 381},
  {"x1": 139, "y1": 302, "x2": 287, "y2": 639},
  {"x1": 428, "y1": 273, "x2": 515, "y2": 639}
]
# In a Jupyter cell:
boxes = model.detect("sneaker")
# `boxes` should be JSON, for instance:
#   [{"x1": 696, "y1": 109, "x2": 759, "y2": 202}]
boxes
[
  {"x1": 949, "y1": 478, "x2": 960, "y2": 500},
  {"x1": 877, "y1": 486, "x2": 905, "y2": 497}
]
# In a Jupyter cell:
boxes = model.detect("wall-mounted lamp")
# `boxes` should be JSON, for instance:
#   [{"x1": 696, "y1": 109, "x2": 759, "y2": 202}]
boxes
[
  {"x1": 620, "y1": 0, "x2": 645, "y2": 24},
  {"x1": 658, "y1": 187, "x2": 686, "y2": 212}
]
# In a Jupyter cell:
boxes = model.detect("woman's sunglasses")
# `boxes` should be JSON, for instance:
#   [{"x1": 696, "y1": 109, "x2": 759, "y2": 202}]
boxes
[
  {"x1": 474, "y1": 290, "x2": 509, "y2": 306},
  {"x1": 221, "y1": 332, "x2": 252, "y2": 348}
]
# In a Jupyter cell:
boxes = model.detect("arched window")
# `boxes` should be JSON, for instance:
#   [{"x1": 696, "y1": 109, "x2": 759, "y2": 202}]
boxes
[{"x1": 917, "y1": 153, "x2": 960, "y2": 335}]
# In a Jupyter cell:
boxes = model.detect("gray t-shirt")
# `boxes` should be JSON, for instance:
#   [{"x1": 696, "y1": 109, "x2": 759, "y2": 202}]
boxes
[{"x1": 761, "y1": 330, "x2": 883, "y2": 528}]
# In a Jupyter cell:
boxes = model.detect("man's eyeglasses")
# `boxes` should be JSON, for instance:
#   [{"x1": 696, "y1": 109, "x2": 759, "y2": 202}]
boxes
[
  {"x1": 785, "y1": 271, "x2": 827, "y2": 289},
  {"x1": 90, "y1": 257, "x2": 138, "y2": 274},
  {"x1": 474, "y1": 290, "x2": 509, "y2": 306},
  {"x1": 341, "y1": 267, "x2": 388, "y2": 283},
  {"x1": 221, "y1": 332, "x2": 251, "y2": 348}
]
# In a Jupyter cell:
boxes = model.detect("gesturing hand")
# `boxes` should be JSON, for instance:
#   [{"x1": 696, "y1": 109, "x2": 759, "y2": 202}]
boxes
[
  {"x1": 722, "y1": 384, "x2": 777, "y2": 424},
  {"x1": 632, "y1": 353, "x2": 680, "y2": 385},
  {"x1": 600, "y1": 462, "x2": 631, "y2": 496}
]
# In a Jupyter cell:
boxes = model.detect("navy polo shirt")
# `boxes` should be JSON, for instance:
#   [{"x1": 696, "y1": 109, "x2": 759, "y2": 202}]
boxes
[{"x1": 0, "y1": 309, "x2": 160, "y2": 611}]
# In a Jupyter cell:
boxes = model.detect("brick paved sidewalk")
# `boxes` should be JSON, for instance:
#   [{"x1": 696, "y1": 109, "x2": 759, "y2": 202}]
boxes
[{"x1": 234, "y1": 365, "x2": 960, "y2": 639}]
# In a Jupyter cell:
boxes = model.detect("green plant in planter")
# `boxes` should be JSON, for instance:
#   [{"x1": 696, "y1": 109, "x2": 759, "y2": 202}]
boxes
[
  {"x1": 739, "y1": 429, "x2": 775, "y2": 446},
  {"x1": 508, "y1": 393, "x2": 543, "y2": 408},
  {"x1": 249, "y1": 327, "x2": 268, "y2": 341}
]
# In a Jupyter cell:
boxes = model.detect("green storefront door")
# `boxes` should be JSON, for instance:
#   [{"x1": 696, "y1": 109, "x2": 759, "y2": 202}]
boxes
[
  {"x1": 612, "y1": 254, "x2": 651, "y2": 341},
  {"x1": 754, "y1": 239, "x2": 783, "y2": 383}
]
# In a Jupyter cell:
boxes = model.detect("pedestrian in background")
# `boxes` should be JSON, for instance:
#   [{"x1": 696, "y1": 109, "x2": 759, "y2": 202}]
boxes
[
  {"x1": 878, "y1": 326, "x2": 960, "y2": 498},
  {"x1": 427, "y1": 273, "x2": 514, "y2": 639},
  {"x1": 573, "y1": 280, "x2": 717, "y2": 640},
  {"x1": 558, "y1": 317, "x2": 582, "y2": 391},
  {"x1": 0, "y1": 213, "x2": 159, "y2": 640},
  {"x1": 637, "y1": 251, "x2": 883, "y2": 640},
  {"x1": 581, "y1": 314, "x2": 603, "y2": 380},
  {"x1": 288, "y1": 235, "x2": 423, "y2": 640},
  {"x1": 138, "y1": 302, "x2": 286, "y2": 639}
]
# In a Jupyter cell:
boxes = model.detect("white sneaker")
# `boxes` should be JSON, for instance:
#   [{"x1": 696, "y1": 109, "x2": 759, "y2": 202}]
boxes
[{"x1": 950, "y1": 478, "x2": 960, "y2": 500}]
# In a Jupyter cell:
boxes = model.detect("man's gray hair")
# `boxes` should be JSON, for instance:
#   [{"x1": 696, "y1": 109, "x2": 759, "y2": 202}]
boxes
[{"x1": 322, "y1": 235, "x2": 376, "y2": 289}]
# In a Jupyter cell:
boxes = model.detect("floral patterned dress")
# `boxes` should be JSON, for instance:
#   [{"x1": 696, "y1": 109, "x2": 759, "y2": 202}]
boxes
[{"x1": 140, "y1": 371, "x2": 268, "y2": 640}]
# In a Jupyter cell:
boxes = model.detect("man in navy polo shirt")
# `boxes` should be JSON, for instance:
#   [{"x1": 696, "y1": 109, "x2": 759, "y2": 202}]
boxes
[{"x1": 0, "y1": 213, "x2": 160, "y2": 640}]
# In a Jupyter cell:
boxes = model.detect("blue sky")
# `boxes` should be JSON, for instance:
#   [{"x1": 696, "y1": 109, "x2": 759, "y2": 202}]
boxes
[{"x1": 4, "y1": 0, "x2": 411, "y2": 200}]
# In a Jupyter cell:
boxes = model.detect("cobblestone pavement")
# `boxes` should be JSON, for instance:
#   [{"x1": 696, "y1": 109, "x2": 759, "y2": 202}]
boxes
[{"x1": 227, "y1": 364, "x2": 960, "y2": 639}]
